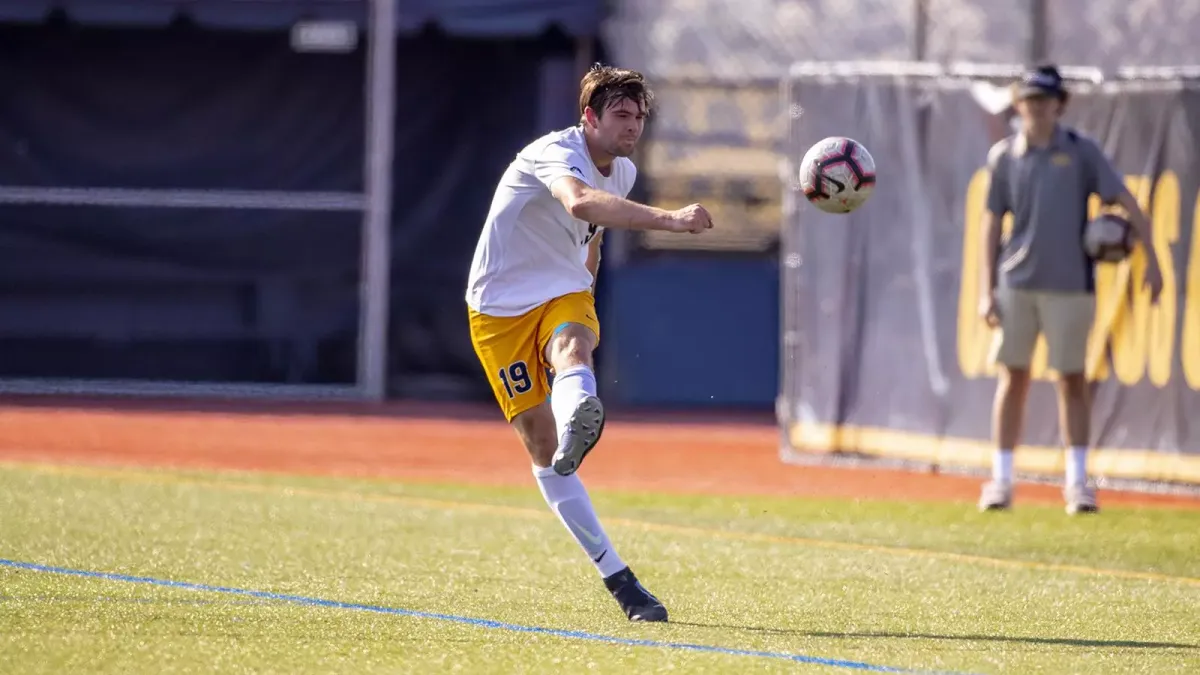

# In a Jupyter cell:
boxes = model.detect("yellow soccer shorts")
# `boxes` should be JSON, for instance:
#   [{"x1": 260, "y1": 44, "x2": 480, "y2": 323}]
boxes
[{"x1": 468, "y1": 291, "x2": 600, "y2": 422}]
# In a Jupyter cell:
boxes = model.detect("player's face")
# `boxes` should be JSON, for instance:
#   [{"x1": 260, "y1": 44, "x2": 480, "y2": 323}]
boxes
[
  {"x1": 595, "y1": 97, "x2": 647, "y2": 157},
  {"x1": 1015, "y1": 93, "x2": 1062, "y2": 128}
]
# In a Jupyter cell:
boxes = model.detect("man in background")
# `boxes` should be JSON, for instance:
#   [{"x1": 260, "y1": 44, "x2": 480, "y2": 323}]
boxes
[{"x1": 977, "y1": 64, "x2": 1163, "y2": 514}]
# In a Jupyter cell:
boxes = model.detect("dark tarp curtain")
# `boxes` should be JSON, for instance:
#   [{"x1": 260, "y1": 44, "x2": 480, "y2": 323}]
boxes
[
  {"x1": 0, "y1": 22, "x2": 574, "y2": 393},
  {"x1": 0, "y1": 0, "x2": 602, "y2": 37}
]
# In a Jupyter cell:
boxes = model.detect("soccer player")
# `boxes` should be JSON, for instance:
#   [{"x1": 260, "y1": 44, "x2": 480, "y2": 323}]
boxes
[
  {"x1": 977, "y1": 64, "x2": 1163, "y2": 514},
  {"x1": 464, "y1": 64, "x2": 713, "y2": 621}
]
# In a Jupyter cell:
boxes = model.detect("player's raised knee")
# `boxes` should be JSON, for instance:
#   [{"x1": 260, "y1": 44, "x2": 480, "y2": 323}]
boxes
[{"x1": 547, "y1": 322, "x2": 596, "y2": 370}]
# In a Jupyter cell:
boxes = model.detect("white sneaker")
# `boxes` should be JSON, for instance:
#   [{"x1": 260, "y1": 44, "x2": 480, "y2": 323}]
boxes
[
  {"x1": 1064, "y1": 483, "x2": 1099, "y2": 515},
  {"x1": 551, "y1": 396, "x2": 606, "y2": 476},
  {"x1": 978, "y1": 480, "x2": 1013, "y2": 511}
]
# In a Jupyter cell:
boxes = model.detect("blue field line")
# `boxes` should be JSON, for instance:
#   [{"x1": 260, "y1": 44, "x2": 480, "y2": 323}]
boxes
[{"x1": 0, "y1": 559, "x2": 974, "y2": 674}]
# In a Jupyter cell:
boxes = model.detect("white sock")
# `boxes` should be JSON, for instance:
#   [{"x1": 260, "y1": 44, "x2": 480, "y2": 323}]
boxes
[
  {"x1": 993, "y1": 449, "x2": 1014, "y2": 483},
  {"x1": 1066, "y1": 446, "x2": 1088, "y2": 488},
  {"x1": 550, "y1": 364, "x2": 597, "y2": 441},
  {"x1": 533, "y1": 465, "x2": 627, "y2": 578}
]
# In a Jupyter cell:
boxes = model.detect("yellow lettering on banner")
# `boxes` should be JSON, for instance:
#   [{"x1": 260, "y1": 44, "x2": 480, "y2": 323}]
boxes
[
  {"x1": 956, "y1": 168, "x2": 991, "y2": 379},
  {"x1": 1109, "y1": 175, "x2": 1152, "y2": 386},
  {"x1": 958, "y1": 170, "x2": 1022, "y2": 379},
  {"x1": 1183, "y1": 187, "x2": 1200, "y2": 390},
  {"x1": 1088, "y1": 174, "x2": 1179, "y2": 387},
  {"x1": 1085, "y1": 192, "x2": 1111, "y2": 381},
  {"x1": 1147, "y1": 172, "x2": 1179, "y2": 387}
]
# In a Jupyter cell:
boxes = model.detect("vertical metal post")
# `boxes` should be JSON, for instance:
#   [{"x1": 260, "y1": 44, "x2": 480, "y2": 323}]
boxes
[
  {"x1": 911, "y1": 0, "x2": 928, "y2": 61},
  {"x1": 1029, "y1": 0, "x2": 1048, "y2": 63},
  {"x1": 358, "y1": 0, "x2": 397, "y2": 401},
  {"x1": 912, "y1": 0, "x2": 930, "y2": 223}
]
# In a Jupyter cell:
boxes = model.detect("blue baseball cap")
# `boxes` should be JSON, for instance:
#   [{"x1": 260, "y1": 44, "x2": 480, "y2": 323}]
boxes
[{"x1": 1016, "y1": 64, "x2": 1068, "y2": 101}]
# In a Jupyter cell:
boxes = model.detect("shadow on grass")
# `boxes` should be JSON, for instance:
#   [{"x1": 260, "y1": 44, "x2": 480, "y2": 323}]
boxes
[{"x1": 671, "y1": 622, "x2": 1197, "y2": 649}]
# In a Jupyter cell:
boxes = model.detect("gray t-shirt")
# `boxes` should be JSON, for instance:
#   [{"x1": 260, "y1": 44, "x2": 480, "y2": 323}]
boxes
[{"x1": 985, "y1": 125, "x2": 1125, "y2": 293}]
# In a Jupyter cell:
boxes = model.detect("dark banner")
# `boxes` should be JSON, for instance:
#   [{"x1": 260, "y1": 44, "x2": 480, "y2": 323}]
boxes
[
  {"x1": 779, "y1": 75, "x2": 1200, "y2": 485},
  {"x1": 0, "y1": 24, "x2": 366, "y2": 384},
  {"x1": 0, "y1": 24, "x2": 566, "y2": 393}
]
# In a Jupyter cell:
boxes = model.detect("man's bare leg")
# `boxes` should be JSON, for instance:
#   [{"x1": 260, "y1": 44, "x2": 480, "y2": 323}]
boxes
[
  {"x1": 980, "y1": 365, "x2": 1031, "y2": 511},
  {"x1": 1056, "y1": 372, "x2": 1097, "y2": 514}
]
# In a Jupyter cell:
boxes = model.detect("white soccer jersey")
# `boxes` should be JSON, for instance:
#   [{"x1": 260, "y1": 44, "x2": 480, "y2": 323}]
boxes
[{"x1": 465, "y1": 125, "x2": 637, "y2": 317}]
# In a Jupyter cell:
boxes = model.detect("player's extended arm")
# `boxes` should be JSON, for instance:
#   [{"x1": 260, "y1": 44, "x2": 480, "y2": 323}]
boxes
[{"x1": 550, "y1": 176, "x2": 710, "y2": 233}]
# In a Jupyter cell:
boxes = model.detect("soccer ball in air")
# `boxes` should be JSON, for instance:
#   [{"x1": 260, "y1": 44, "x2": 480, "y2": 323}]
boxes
[
  {"x1": 1083, "y1": 213, "x2": 1133, "y2": 263},
  {"x1": 799, "y1": 136, "x2": 876, "y2": 214}
]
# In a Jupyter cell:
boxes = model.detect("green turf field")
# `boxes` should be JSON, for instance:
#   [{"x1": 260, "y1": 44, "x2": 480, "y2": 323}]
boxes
[{"x1": 1, "y1": 462, "x2": 1197, "y2": 674}]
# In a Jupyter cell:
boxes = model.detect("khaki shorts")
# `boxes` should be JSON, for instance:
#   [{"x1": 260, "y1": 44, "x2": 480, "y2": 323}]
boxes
[{"x1": 990, "y1": 288, "x2": 1094, "y2": 374}]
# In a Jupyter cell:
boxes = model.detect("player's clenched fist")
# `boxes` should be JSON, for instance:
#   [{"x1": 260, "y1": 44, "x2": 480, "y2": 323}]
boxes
[{"x1": 667, "y1": 204, "x2": 714, "y2": 234}]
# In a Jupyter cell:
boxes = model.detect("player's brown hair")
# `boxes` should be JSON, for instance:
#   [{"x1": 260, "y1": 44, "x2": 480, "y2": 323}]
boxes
[{"x1": 578, "y1": 63, "x2": 654, "y2": 120}]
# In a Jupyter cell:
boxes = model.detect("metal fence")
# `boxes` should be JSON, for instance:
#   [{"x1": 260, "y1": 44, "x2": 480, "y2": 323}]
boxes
[
  {"x1": 604, "y1": 0, "x2": 1200, "y2": 255},
  {"x1": 0, "y1": 1, "x2": 396, "y2": 402},
  {"x1": 605, "y1": 0, "x2": 1200, "y2": 78}
]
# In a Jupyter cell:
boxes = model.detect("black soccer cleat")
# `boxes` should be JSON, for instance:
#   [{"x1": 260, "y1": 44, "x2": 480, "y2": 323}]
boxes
[{"x1": 603, "y1": 566, "x2": 668, "y2": 622}]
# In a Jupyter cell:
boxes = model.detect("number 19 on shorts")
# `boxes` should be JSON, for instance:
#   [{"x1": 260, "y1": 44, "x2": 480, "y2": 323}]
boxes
[{"x1": 499, "y1": 361, "x2": 532, "y2": 398}]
